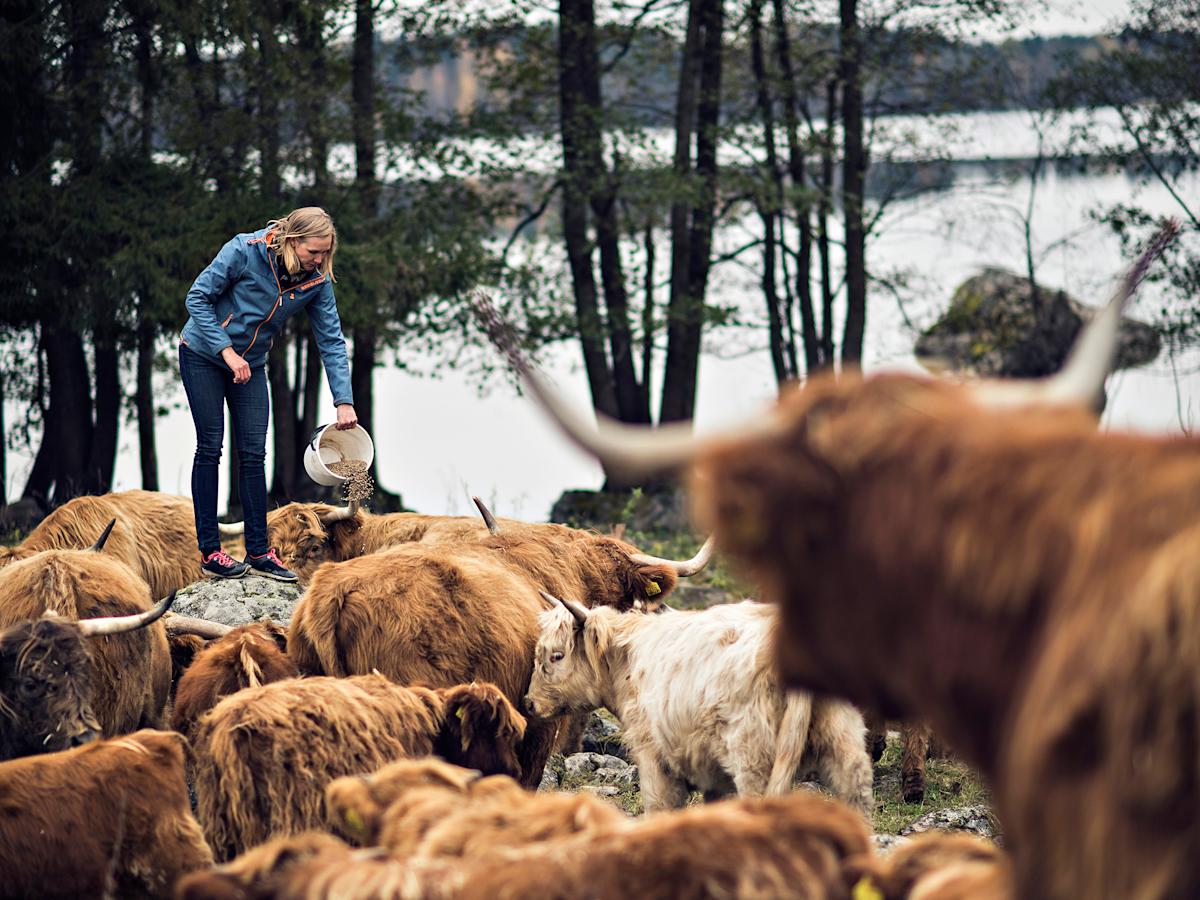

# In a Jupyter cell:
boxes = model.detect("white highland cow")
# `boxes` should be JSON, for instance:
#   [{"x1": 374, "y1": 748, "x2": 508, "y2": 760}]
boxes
[{"x1": 526, "y1": 595, "x2": 873, "y2": 815}]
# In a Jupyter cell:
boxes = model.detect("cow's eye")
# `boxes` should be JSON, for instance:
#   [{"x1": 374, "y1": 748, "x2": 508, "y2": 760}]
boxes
[
  {"x1": 550, "y1": 651, "x2": 564, "y2": 664},
  {"x1": 19, "y1": 678, "x2": 41, "y2": 698}
]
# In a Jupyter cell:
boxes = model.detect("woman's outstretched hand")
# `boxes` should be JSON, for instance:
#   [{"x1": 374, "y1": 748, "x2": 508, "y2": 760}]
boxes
[{"x1": 335, "y1": 404, "x2": 359, "y2": 430}]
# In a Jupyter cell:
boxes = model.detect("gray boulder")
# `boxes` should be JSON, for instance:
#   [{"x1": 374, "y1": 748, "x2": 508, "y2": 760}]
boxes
[
  {"x1": 172, "y1": 576, "x2": 303, "y2": 627},
  {"x1": 916, "y1": 269, "x2": 1161, "y2": 380},
  {"x1": 899, "y1": 805, "x2": 998, "y2": 841}
]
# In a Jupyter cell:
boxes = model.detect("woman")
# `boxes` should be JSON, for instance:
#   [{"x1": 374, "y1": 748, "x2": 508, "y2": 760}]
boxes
[{"x1": 179, "y1": 207, "x2": 358, "y2": 582}]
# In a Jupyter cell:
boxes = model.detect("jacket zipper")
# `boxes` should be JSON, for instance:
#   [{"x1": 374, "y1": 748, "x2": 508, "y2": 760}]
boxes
[{"x1": 241, "y1": 243, "x2": 287, "y2": 356}]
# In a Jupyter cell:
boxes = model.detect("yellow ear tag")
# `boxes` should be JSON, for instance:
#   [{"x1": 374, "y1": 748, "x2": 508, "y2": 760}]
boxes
[
  {"x1": 342, "y1": 808, "x2": 366, "y2": 838},
  {"x1": 645, "y1": 582, "x2": 661, "y2": 596},
  {"x1": 455, "y1": 707, "x2": 466, "y2": 720},
  {"x1": 852, "y1": 876, "x2": 883, "y2": 900}
]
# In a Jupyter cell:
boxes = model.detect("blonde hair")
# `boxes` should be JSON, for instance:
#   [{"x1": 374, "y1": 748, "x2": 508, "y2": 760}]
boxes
[{"x1": 266, "y1": 207, "x2": 338, "y2": 280}]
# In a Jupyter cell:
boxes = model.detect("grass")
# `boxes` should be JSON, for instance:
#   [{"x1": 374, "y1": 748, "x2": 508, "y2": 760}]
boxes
[{"x1": 869, "y1": 735, "x2": 994, "y2": 835}]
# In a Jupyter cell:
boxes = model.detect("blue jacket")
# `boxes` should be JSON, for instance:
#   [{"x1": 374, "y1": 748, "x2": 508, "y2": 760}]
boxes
[{"x1": 180, "y1": 226, "x2": 354, "y2": 407}]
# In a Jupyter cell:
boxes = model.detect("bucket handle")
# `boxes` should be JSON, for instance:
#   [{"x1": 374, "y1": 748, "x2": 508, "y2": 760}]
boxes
[{"x1": 308, "y1": 425, "x2": 329, "y2": 452}]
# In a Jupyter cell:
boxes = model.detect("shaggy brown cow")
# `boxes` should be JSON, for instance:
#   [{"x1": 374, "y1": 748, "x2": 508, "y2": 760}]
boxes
[
  {"x1": 287, "y1": 533, "x2": 707, "y2": 788},
  {"x1": 171, "y1": 620, "x2": 297, "y2": 738},
  {"x1": 181, "y1": 790, "x2": 872, "y2": 899},
  {"x1": 0, "y1": 490, "x2": 243, "y2": 596},
  {"x1": 0, "y1": 729, "x2": 213, "y2": 898},
  {"x1": 0, "y1": 589, "x2": 175, "y2": 760},
  {"x1": 0, "y1": 546, "x2": 173, "y2": 737},
  {"x1": 848, "y1": 832, "x2": 1013, "y2": 900},
  {"x1": 190, "y1": 673, "x2": 526, "y2": 860},
  {"x1": 492, "y1": 227, "x2": 1194, "y2": 899},
  {"x1": 325, "y1": 757, "x2": 629, "y2": 855}
]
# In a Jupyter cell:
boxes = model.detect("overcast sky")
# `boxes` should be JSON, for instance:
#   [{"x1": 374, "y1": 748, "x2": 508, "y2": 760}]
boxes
[{"x1": 993, "y1": 0, "x2": 1134, "y2": 38}]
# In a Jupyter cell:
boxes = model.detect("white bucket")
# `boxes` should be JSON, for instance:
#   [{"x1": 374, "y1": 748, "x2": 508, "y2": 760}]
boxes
[{"x1": 304, "y1": 424, "x2": 375, "y2": 487}]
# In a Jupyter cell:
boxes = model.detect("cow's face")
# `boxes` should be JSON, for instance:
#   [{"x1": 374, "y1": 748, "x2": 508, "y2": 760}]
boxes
[
  {"x1": 526, "y1": 605, "x2": 607, "y2": 719},
  {"x1": 0, "y1": 617, "x2": 102, "y2": 760},
  {"x1": 267, "y1": 505, "x2": 339, "y2": 584}
]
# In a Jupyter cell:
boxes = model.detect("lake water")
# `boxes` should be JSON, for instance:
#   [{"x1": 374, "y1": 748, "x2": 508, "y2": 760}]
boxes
[{"x1": 5, "y1": 123, "x2": 1198, "y2": 522}]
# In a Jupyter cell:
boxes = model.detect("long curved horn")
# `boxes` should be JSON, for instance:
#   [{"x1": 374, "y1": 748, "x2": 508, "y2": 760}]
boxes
[
  {"x1": 541, "y1": 590, "x2": 589, "y2": 628},
  {"x1": 472, "y1": 496, "x2": 500, "y2": 534},
  {"x1": 974, "y1": 219, "x2": 1180, "y2": 410},
  {"x1": 164, "y1": 614, "x2": 233, "y2": 639},
  {"x1": 321, "y1": 499, "x2": 361, "y2": 523},
  {"x1": 628, "y1": 535, "x2": 716, "y2": 577},
  {"x1": 472, "y1": 292, "x2": 715, "y2": 480},
  {"x1": 90, "y1": 519, "x2": 117, "y2": 552},
  {"x1": 77, "y1": 590, "x2": 176, "y2": 637},
  {"x1": 218, "y1": 521, "x2": 245, "y2": 536}
]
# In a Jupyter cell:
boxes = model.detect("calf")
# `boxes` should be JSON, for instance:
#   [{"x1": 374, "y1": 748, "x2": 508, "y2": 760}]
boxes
[
  {"x1": 190, "y1": 674, "x2": 526, "y2": 860},
  {"x1": 171, "y1": 620, "x2": 296, "y2": 739},
  {"x1": 527, "y1": 595, "x2": 873, "y2": 815},
  {"x1": 0, "y1": 729, "x2": 212, "y2": 898}
]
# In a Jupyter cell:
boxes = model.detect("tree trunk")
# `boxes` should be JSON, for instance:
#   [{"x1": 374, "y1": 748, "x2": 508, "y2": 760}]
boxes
[
  {"x1": 672, "y1": 0, "x2": 724, "y2": 417},
  {"x1": 660, "y1": 0, "x2": 703, "y2": 424},
  {"x1": 0, "y1": 371, "x2": 6, "y2": 504},
  {"x1": 749, "y1": 0, "x2": 789, "y2": 385},
  {"x1": 559, "y1": 0, "x2": 618, "y2": 419},
  {"x1": 42, "y1": 328, "x2": 93, "y2": 505},
  {"x1": 352, "y1": 0, "x2": 378, "y2": 216},
  {"x1": 770, "y1": 0, "x2": 820, "y2": 373},
  {"x1": 256, "y1": 3, "x2": 282, "y2": 201},
  {"x1": 136, "y1": 325, "x2": 158, "y2": 491},
  {"x1": 269, "y1": 331, "x2": 298, "y2": 501},
  {"x1": 86, "y1": 342, "x2": 120, "y2": 492},
  {"x1": 818, "y1": 79, "x2": 837, "y2": 367},
  {"x1": 839, "y1": 0, "x2": 867, "y2": 364},
  {"x1": 640, "y1": 218, "x2": 656, "y2": 414}
]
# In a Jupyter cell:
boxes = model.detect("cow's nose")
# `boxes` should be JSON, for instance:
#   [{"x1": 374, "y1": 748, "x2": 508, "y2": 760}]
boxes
[
  {"x1": 69, "y1": 726, "x2": 100, "y2": 747},
  {"x1": 521, "y1": 697, "x2": 536, "y2": 717}
]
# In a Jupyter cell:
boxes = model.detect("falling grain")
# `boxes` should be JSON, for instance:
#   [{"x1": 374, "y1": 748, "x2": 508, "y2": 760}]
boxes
[{"x1": 327, "y1": 458, "x2": 375, "y2": 503}]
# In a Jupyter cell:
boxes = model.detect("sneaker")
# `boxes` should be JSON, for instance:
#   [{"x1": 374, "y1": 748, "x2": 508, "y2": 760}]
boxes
[
  {"x1": 201, "y1": 549, "x2": 249, "y2": 579},
  {"x1": 245, "y1": 548, "x2": 298, "y2": 583}
]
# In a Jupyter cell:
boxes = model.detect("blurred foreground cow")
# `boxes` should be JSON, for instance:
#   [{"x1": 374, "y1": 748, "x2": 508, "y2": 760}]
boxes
[
  {"x1": 178, "y1": 790, "x2": 871, "y2": 900},
  {"x1": 0, "y1": 729, "x2": 212, "y2": 898},
  {"x1": 0, "y1": 537, "x2": 175, "y2": 743},
  {"x1": 191, "y1": 673, "x2": 526, "y2": 860},
  {"x1": 326, "y1": 757, "x2": 629, "y2": 855},
  {"x1": 0, "y1": 490, "x2": 241, "y2": 595},
  {"x1": 288, "y1": 534, "x2": 710, "y2": 786},
  {"x1": 528, "y1": 595, "x2": 873, "y2": 814},
  {"x1": 480, "y1": 224, "x2": 1193, "y2": 899}
]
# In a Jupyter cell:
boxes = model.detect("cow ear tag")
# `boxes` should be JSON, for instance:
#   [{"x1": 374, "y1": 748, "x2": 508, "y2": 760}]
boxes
[
  {"x1": 342, "y1": 808, "x2": 367, "y2": 838},
  {"x1": 645, "y1": 581, "x2": 661, "y2": 596},
  {"x1": 455, "y1": 707, "x2": 466, "y2": 720},
  {"x1": 852, "y1": 876, "x2": 883, "y2": 900}
]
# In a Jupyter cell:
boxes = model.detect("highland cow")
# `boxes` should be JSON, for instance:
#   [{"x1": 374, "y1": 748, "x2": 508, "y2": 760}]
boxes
[
  {"x1": 0, "y1": 490, "x2": 243, "y2": 596},
  {"x1": 528, "y1": 595, "x2": 873, "y2": 814},
  {"x1": 495, "y1": 225, "x2": 1192, "y2": 898},
  {"x1": 179, "y1": 790, "x2": 873, "y2": 900},
  {"x1": 0, "y1": 729, "x2": 212, "y2": 898},
  {"x1": 171, "y1": 621, "x2": 297, "y2": 738},
  {"x1": 190, "y1": 674, "x2": 526, "y2": 860},
  {"x1": 0, "y1": 543, "x2": 174, "y2": 739}
]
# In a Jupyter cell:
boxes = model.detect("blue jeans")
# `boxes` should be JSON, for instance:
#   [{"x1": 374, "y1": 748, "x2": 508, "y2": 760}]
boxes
[{"x1": 178, "y1": 343, "x2": 270, "y2": 557}]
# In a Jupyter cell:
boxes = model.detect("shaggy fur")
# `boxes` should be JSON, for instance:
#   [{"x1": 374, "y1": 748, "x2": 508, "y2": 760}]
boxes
[
  {"x1": 167, "y1": 632, "x2": 208, "y2": 700},
  {"x1": 325, "y1": 757, "x2": 489, "y2": 845},
  {"x1": 0, "y1": 548, "x2": 171, "y2": 735},
  {"x1": 0, "y1": 729, "x2": 212, "y2": 898},
  {"x1": 191, "y1": 791, "x2": 872, "y2": 899},
  {"x1": 528, "y1": 600, "x2": 873, "y2": 814},
  {"x1": 173, "y1": 831, "x2": 352, "y2": 900},
  {"x1": 190, "y1": 674, "x2": 526, "y2": 860},
  {"x1": 286, "y1": 537, "x2": 675, "y2": 788},
  {"x1": 171, "y1": 621, "x2": 297, "y2": 739},
  {"x1": 0, "y1": 490, "x2": 242, "y2": 597},
  {"x1": 688, "y1": 370, "x2": 1200, "y2": 899},
  {"x1": 0, "y1": 616, "x2": 103, "y2": 759},
  {"x1": 849, "y1": 832, "x2": 1013, "y2": 900}
]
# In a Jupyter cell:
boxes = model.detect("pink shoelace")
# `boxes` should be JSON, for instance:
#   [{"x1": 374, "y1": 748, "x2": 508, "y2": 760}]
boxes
[
  {"x1": 250, "y1": 548, "x2": 286, "y2": 566},
  {"x1": 203, "y1": 549, "x2": 239, "y2": 566}
]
